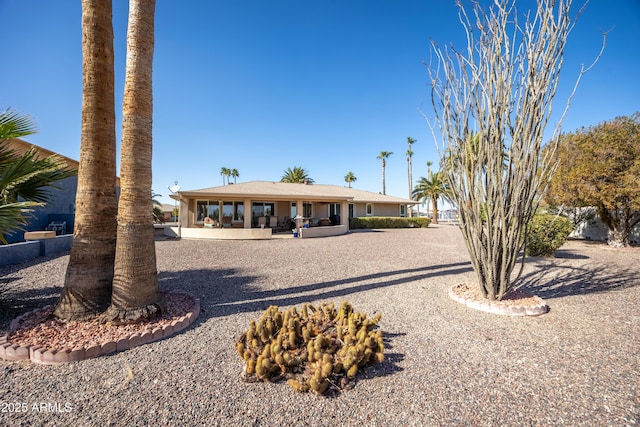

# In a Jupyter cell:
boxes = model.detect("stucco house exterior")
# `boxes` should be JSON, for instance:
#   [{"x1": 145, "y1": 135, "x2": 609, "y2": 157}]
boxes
[{"x1": 167, "y1": 180, "x2": 416, "y2": 239}]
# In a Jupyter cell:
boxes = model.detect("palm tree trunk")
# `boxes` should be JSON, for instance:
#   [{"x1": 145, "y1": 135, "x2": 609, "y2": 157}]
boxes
[
  {"x1": 102, "y1": 0, "x2": 164, "y2": 323},
  {"x1": 54, "y1": 0, "x2": 117, "y2": 320},
  {"x1": 407, "y1": 158, "x2": 413, "y2": 217},
  {"x1": 381, "y1": 159, "x2": 386, "y2": 195},
  {"x1": 432, "y1": 198, "x2": 439, "y2": 224}
]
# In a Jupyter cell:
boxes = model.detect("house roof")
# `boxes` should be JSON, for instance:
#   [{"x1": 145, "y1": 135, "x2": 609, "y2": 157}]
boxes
[{"x1": 173, "y1": 181, "x2": 416, "y2": 204}]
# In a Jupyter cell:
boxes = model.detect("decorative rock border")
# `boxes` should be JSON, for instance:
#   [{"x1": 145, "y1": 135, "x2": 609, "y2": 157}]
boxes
[
  {"x1": 0, "y1": 293, "x2": 200, "y2": 365},
  {"x1": 448, "y1": 284, "x2": 548, "y2": 316}
]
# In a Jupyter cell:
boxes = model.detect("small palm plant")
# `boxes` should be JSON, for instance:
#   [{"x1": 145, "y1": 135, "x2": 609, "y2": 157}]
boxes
[{"x1": 0, "y1": 108, "x2": 75, "y2": 243}]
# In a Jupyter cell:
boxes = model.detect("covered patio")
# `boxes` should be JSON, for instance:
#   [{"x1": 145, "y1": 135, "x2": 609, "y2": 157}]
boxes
[{"x1": 167, "y1": 181, "x2": 414, "y2": 240}]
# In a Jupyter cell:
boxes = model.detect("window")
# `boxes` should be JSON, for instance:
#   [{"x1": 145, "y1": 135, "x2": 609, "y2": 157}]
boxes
[
  {"x1": 233, "y1": 202, "x2": 244, "y2": 221},
  {"x1": 329, "y1": 203, "x2": 340, "y2": 217},
  {"x1": 252, "y1": 202, "x2": 275, "y2": 227},
  {"x1": 303, "y1": 202, "x2": 312, "y2": 218},
  {"x1": 399, "y1": 205, "x2": 406, "y2": 217},
  {"x1": 196, "y1": 200, "x2": 219, "y2": 222},
  {"x1": 291, "y1": 202, "x2": 312, "y2": 218},
  {"x1": 348, "y1": 204, "x2": 354, "y2": 218},
  {"x1": 366, "y1": 203, "x2": 373, "y2": 216},
  {"x1": 223, "y1": 201, "x2": 244, "y2": 221}
]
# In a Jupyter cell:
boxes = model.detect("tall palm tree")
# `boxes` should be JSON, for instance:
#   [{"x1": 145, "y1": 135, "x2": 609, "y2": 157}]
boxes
[
  {"x1": 425, "y1": 161, "x2": 434, "y2": 215},
  {"x1": 220, "y1": 166, "x2": 230, "y2": 185},
  {"x1": 102, "y1": 0, "x2": 164, "y2": 323},
  {"x1": 413, "y1": 171, "x2": 451, "y2": 225},
  {"x1": 231, "y1": 168, "x2": 239, "y2": 184},
  {"x1": 344, "y1": 171, "x2": 357, "y2": 188},
  {"x1": 280, "y1": 166, "x2": 314, "y2": 184},
  {"x1": 376, "y1": 151, "x2": 392, "y2": 195},
  {"x1": 406, "y1": 137, "x2": 416, "y2": 216},
  {"x1": 54, "y1": 0, "x2": 118, "y2": 320},
  {"x1": 426, "y1": 161, "x2": 433, "y2": 176}
]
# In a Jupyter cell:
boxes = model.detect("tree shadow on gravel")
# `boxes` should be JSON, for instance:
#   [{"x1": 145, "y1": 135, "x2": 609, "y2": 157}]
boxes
[
  {"x1": 158, "y1": 262, "x2": 474, "y2": 322},
  {"x1": 0, "y1": 251, "x2": 69, "y2": 275},
  {"x1": 516, "y1": 261, "x2": 639, "y2": 300},
  {"x1": 552, "y1": 249, "x2": 590, "y2": 260},
  {"x1": 0, "y1": 284, "x2": 62, "y2": 331}
]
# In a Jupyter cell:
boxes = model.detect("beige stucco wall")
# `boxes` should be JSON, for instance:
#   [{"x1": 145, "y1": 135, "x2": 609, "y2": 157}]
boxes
[
  {"x1": 351, "y1": 202, "x2": 405, "y2": 218},
  {"x1": 166, "y1": 226, "x2": 272, "y2": 240}
]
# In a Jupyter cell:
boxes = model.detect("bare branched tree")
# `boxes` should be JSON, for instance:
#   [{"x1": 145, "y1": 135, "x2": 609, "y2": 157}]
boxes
[{"x1": 426, "y1": 0, "x2": 603, "y2": 300}]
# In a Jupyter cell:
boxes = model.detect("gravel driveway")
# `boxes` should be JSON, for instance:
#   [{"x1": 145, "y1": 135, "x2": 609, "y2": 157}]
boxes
[{"x1": 1, "y1": 225, "x2": 638, "y2": 426}]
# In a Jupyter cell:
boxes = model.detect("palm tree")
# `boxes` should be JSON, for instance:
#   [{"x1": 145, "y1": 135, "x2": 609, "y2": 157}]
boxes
[
  {"x1": 280, "y1": 166, "x2": 314, "y2": 184},
  {"x1": 344, "y1": 171, "x2": 357, "y2": 188},
  {"x1": 1, "y1": 110, "x2": 75, "y2": 243},
  {"x1": 376, "y1": 151, "x2": 392, "y2": 195},
  {"x1": 220, "y1": 167, "x2": 230, "y2": 185},
  {"x1": 152, "y1": 191, "x2": 162, "y2": 223},
  {"x1": 406, "y1": 137, "x2": 416, "y2": 216},
  {"x1": 54, "y1": 0, "x2": 118, "y2": 320},
  {"x1": 424, "y1": 161, "x2": 434, "y2": 215},
  {"x1": 413, "y1": 171, "x2": 451, "y2": 225},
  {"x1": 231, "y1": 168, "x2": 239, "y2": 184},
  {"x1": 102, "y1": 0, "x2": 164, "y2": 323}
]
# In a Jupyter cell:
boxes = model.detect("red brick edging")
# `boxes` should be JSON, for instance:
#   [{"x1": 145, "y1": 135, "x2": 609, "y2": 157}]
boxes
[
  {"x1": 0, "y1": 293, "x2": 200, "y2": 365},
  {"x1": 448, "y1": 284, "x2": 548, "y2": 316}
]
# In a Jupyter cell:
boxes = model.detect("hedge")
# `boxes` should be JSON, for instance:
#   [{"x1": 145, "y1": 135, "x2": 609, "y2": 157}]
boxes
[{"x1": 349, "y1": 216, "x2": 431, "y2": 229}]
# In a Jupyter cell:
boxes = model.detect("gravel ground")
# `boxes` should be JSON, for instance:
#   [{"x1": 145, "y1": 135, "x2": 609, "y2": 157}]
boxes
[{"x1": 0, "y1": 225, "x2": 638, "y2": 427}]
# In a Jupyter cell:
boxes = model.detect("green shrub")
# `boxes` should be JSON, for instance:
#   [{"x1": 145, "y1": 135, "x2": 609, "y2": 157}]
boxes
[
  {"x1": 407, "y1": 217, "x2": 431, "y2": 228},
  {"x1": 236, "y1": 302, "x2": 384, "y2": 396},
  {"x1": 526, "y1": 214, "x2": 574, "y2": 256},
  {"x1": 349, "y1": 216, "x2": 430, "y2": 229}
]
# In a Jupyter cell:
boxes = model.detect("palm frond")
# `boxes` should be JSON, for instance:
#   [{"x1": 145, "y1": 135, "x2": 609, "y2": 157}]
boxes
[
  {"x1": 0, "y1": 108, "x2": 38, "y2": 141},
  {"x1": 0, "y1": 201, "x2": 42, "y2": 244}
]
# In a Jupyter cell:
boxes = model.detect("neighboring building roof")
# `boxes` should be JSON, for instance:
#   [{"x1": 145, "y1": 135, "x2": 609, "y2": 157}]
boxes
[
  {"x1": 174, "y1": 181, "x2": 416, "y2": 204},
  {"x1": 160, "y1": 203, "x2": 175, "y2": 213},
  {"x1": 6, "y1": 138, "x2": 80, "y2": 170},
  {"x1": 5, "y1": 138, "x2": 121, "y2": 185}
]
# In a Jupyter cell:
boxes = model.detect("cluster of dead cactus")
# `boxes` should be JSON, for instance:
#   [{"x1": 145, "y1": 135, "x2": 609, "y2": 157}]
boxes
[{"x1": 235, "y1": 301, "x2": 384, "y2": 395}]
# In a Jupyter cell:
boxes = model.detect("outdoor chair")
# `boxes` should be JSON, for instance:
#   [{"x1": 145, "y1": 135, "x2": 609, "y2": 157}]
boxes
[
  {"x1": 269, "y1": 216, "x2": 277, "y2": 228},
  {"x1": 277, "y1": 216, "x2": 291, "y2": 232},
  {"x1": 258, "y1": 216, "x2": 267, "y2": 228},
  {"x1": 221, "y1": 216, "x2": 232, "y2": 227}
]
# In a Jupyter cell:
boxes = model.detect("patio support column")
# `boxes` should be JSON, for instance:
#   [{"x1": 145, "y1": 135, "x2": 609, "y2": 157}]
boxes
[
  {"x1": 296, "y1": 199, "x2": 304, "y2": 217},
  {"x1": 341, "y1": 202, "x2": 349, "y2": 231},
  {"x1": 178, "y1": 198, "x2": 189, "y2": 228},
  {"x1": 243, "y1": 198, "x2": 251, "y2": 228}
]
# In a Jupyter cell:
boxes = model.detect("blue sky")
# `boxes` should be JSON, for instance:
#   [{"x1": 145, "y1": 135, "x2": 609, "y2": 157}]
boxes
[{"x1": 1, "y1": 0, "x2": 638, "y2": 205}]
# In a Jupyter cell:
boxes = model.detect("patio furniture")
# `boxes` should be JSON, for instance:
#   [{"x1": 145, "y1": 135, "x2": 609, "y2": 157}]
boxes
[
  {"x1": 277, "y1": 216, "x2": 291, "y2": 232},
  {"x1": 45, "y1": 221, "x2": 67, "y2": 235},
  {"x1": 269, "y1": 216, "x2": 277, "y2": 228},
  {"x1": 258, "y1": 216, "x2": 267, "y2": 228},
  {"x1": 318, "y1": 218, "x2": 331, "y2": 226},
  {"x1": 221, "y1": 216, "x2": 232, "y2": 227}
]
